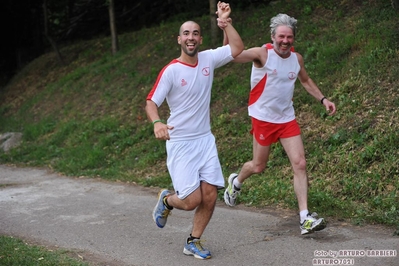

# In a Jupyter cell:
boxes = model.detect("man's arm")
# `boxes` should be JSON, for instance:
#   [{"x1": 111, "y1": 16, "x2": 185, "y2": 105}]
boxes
[
  {"x1": 145, "y1": 100, "x2": 161, "y2": 124},
  {"x1": 216, "y1": 2, "x2": 244, "y2": 58},
  {"x1": 145, "y1": 100, "x2": 173, "y2": 140},
  {"x1": 218, "y1": 16, "x2": 262, "y2": 64},
  {"x1": 296, "y1": 53, "x2": 336, "y2": 115}
]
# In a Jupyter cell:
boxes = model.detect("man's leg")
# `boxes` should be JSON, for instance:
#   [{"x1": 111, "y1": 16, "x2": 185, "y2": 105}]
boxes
[
  {"x1": 153, "y1": 185, "x2": 215, "y2": 259},
  {"x1": 153, "y1": 187, "x2": 201, "y2": 229},
  {"x1": 162, "y1": 181, "x2": 217, "y2": 235},
  {"x1": 191, "y1": 182, "x2": 217, "y2": 238},
  {"x1": 181, "y1": 182, "x2": 216, "y2": 260},
  {"x1": 279, "y1": 135, "x2": 308, "y2": 211},
  {"x1": 280, "y1": 135, "x2": 326, "y2": 234},
  {"x1": 224, "y1": 136, "x2": 271, "y2": 206},
  {"x1": 237, "y1": 135, "x2": 271, "y2": 183},
  {"x1": 167, "y1": 188, "x2": 201, "y2": 211},
  {"x1": 163, "y1": 181, "x2": 217, "y2": 237}
]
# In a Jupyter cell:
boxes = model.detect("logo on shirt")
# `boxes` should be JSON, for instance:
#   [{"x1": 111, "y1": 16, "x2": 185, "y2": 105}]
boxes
[
  {"x1": 270, "y1": 69, "x2": 278, "y2": 76},
  {"x1": 202, "y1": 67, "x2": 210, "y2": 76},
  {"x1": 181, "y1": 79, "x2": 187, "y2": 87},
  {"x1": 259, "y1": 134, "x2": 265, "y2": 140},
  {"x1": 288, "y1": 72, "x2": 297, "y2": 80}
]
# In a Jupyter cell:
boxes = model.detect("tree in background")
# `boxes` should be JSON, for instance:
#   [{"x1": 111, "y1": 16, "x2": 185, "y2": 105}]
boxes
[
  {"x1": 2, "y1": 0, "x2": 269, "y2": 82},
  {"x1": 393, "y1": 0, "x2": 399, "y2": 10},
  {"x1": 43, "y1": 0, "x2": 65, "y2": 65},
  {"x1": 108, "y1": 0, "x2": 119, "y2": 55},
  {"x1": 209, "y1": 0, "x2": 218, "y2": 46}
]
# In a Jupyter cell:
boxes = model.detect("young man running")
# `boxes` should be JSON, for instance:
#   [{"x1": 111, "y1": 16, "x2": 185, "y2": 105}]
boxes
[{"x1": 145, "y1": 2, "x2": 244, "y2": 259}]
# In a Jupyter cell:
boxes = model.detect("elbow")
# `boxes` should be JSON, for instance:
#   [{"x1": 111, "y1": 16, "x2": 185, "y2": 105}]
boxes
[
  {"x1": 232, "y1": 46, "x2": 244, "y2": 58},
  {"x1": 145, "y1": 100, "x2": 154, "y2": 113}
]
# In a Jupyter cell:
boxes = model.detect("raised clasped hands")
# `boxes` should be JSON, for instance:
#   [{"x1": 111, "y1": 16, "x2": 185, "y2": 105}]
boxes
[
  {"x1": 216, "y1": 1, "x2": 231, "y2": 19},
  {"x1": 216, "y1": 2, "x2": 232, "y2": 29}
]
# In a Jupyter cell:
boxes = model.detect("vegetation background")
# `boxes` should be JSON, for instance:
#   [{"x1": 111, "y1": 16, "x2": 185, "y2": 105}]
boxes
[{"x1": 1, "y1": 0, "x2": 398, "y2": 231}]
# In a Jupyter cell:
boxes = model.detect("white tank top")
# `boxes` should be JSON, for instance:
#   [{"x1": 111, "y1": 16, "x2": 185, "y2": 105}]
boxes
[{"x1": 248, "y1": 43, "x2": 300, "y2": 123}]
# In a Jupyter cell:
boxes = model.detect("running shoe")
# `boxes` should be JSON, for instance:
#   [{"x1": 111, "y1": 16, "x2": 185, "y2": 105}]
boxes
[
  {"x1": 152, "y1": 189, "x2": 171, "y2": 228},
  {"x1": 224, "y1": 173, "x2": 240, "y2": 207},
  {"x1": 300, "y1": 212, "x2": 327, "y2": 235},
  {"x1": 183, "y1": 238, "x2": 211, "y2": 259}
]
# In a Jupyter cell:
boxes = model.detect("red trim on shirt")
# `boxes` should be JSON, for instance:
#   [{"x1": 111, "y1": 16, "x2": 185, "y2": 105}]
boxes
[
  {"x1": 146, "y1": 59, "x2": 179, "y2": 101},
  {"x1": 249, "y1": 74, "x2": 267, "y2": 106}
]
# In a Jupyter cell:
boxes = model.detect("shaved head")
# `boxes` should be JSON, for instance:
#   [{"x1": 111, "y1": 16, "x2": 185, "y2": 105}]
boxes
[{"x1": 179, "y1": 21, "x2": 201, "y2": 36}]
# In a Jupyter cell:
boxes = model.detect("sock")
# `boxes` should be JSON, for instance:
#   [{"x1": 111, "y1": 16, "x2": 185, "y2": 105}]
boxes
[
  {"x1": 163, "y1": 196, "x2": 173, "y2": 210},
  {"x1": 187, "y1": 234, "x2": 200, "y2": 243},
  {"x1": 233, "y1": 178, "x2": 242, "y2": 190},
  {"x1": 300, "y1": 210, "x2": 309, "y2": 223}
]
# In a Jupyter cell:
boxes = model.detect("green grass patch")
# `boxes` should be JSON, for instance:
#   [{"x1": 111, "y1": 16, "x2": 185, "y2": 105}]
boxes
[{"x1": 0, "y1": 236, "x2": 87, "y2": 266}]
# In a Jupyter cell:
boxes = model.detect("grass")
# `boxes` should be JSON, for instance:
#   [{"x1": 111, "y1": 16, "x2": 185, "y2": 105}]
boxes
[
  {"x1": 0, "y1": 236, "x2": 88, "y2": 265},
  {"x1": 1, "y1": 1, "x2": 398, "y2": 260}
]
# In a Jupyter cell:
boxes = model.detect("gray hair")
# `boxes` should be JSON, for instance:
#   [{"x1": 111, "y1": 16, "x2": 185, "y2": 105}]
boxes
[{"x1": 270, "y1": 14, "x2": 297, "y2": 37}]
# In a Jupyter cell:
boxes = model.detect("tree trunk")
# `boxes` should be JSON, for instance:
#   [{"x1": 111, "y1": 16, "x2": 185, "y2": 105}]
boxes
[
  {"x1": 392, "y1": 0, "x2": 399, "y2": 10},
  {"x1": 108, "y1": 0, "x2": 119, "y2": 55},
  {"x1": 42, "y1": 0, "x2": 65, "y2": 66},
  {"x1": 209, "y1": 0, "x2": 219, "y2": 47}
]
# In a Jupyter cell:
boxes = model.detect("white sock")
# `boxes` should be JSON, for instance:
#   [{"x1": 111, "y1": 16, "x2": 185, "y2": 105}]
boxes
[
  {"x1": 233, "y1": 178, "x2": 242, "y2": 190},
  {"x1": 300, "y1": 210, "x2": 309, "y2": 223}
]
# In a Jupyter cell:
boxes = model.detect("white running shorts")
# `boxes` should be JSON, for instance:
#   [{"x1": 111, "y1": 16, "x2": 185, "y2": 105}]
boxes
[{"x1": 166, "y1": 133, "x2": 225, "y2": 199}]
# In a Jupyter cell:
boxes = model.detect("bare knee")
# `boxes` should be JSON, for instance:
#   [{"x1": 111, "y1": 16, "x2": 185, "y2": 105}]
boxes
[
  {"x1": 252, "y1": 162, "x2": 266, "y2": 174},
  {"x1": 200, "y1": 182, "x2": 217, "y2": 206},
  {"x1": 292, "y1": 157, "x2": 307, "y2": 174},
  {"x1": 167, "y1": 188, "x2": 201, "y2": 210},
  {"x1": 178, "y1": 183, "x2": 217, "y2": 210},
  {"x1": 181, "y1": 196, "x2": 201, "y2": 211}
]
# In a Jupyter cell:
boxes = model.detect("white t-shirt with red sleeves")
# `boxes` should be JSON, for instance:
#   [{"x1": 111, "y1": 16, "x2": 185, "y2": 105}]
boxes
[
  {"x1": 147, "y1": 45, "x2": 233, "y2": 141},
  {"x1": 249, "y1": 43, "x2": 300, "y2": 123}
]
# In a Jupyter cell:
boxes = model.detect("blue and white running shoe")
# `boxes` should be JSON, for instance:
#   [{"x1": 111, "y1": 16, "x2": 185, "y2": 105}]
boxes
[
  {"x1": 183, "y1": 238, "x2": 211, "y2": 259},
  {"x1": 152, "y1": 189, "x2": 171, "y2": 228}
]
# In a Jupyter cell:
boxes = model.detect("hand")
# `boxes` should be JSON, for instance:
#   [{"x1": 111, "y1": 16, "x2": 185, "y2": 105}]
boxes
[
  {"x1": 217, "y1": 17, "x2": 232, "y2": 29},
  {"x1": 216, "y1": 1, "x2": 231, "y2": 19},
  {"x1": 154, "y1": 122, "x2": 174, "y2": 140},
  {"x1": 323, "y1": 99, "x2": 337, "y2": 115}
]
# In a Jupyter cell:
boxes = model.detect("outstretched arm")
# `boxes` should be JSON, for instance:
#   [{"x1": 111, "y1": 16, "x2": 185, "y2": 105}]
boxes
[
  {"x1": 216, "y1": 2, "x2": 244, "y2": 58},
  {"x1": 218, "y1": 15, "x2": 263, "y2": 64}
]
